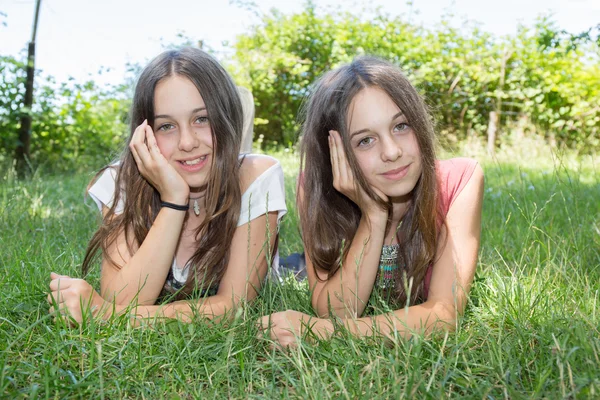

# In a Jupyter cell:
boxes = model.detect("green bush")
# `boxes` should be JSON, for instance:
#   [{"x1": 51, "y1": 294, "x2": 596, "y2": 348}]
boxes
[
  {"x1": 230, "y1": 6, "x2": 600, "y2": 152},
  {"x1": 0, "y1": 55, "x2": 130, "y2": 172}
]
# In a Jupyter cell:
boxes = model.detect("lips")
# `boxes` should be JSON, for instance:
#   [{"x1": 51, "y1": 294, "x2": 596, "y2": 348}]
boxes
[
  {"x1": 381, "y1": 164, "x2": 410, "y2": 180},
  {"x1": 177, "y1": 155, "x2": 209, "y2": 172}
]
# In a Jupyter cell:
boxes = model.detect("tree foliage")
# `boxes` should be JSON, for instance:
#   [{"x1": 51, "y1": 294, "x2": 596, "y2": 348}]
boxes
[
  {"x1": 0, "y1": 55, "x2": 130, "y2": 172},
  {"x1": 231, "y1": 5, "x2": 600, "y2": 151},
  {"x1": 1, "y1": 5, "x2": 598, "y2": 172}
]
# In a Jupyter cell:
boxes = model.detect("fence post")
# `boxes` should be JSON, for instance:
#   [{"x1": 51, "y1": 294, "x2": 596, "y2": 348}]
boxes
[{"x1": 487, "y1": 111, "x2": 498, "y2": 155}]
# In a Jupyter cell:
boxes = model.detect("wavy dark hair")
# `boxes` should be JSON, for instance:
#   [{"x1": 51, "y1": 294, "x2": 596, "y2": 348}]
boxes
[
  {"x1": 299, "y1": 56, "x2": 440, "y2": 306},
  {"x1": 82, "y1": 47, "x2": 243, "y2": 299}
]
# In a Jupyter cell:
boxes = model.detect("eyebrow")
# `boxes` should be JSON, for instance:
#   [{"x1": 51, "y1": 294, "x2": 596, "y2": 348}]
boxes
[
  {"x1": 349, "y1": 111, "x2": 406, "y2": 138},
  {"x1": 154, "y1": 107, "x2": 206, "y2": 120}
]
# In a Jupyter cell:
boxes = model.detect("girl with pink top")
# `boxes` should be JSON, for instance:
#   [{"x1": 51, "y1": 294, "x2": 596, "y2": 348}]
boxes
[{"x1": 261, "y1": 56, "x2": 484, "y2": 346}]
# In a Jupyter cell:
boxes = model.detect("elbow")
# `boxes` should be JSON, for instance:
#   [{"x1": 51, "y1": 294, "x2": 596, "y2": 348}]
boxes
[
  {"x1": 313, "y1": 292, "x2": 360, "y2": 319},
  {"x1": 427, "y1": 301, "x2": 460, "y2": 333},
  {"x1": 312, "y1": 296, "x2": 329, "y2": 319}
]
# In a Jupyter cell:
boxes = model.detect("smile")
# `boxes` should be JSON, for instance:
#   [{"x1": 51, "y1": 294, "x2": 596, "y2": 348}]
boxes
[
  {"x1": 178, "y1": 155, "x2": 209, "y2": 171},
  {"x1": 182, "y1": 156, "x2": 207, "y2": 165},
  {"x1": 381, "y1": 164, "x2": 410, "y2": 180}
]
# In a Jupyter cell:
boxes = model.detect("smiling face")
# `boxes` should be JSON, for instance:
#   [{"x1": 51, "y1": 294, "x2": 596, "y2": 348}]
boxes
[
  {"x1": 347, "y1": 86, "x2": 422, "y2": 201},
  {"x1": 153, "y1": 75, "x2": 213, "y2": 191}
]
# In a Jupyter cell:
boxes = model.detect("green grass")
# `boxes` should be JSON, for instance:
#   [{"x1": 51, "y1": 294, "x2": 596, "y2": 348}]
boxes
[{"x1": 1, "y1": 138, "x2": 599, "y2": 398}]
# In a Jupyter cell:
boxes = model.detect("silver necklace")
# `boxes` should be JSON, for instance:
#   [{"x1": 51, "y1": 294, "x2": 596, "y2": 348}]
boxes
[{"x1": 189, "y1": 194, "x2": 205, "y2": 216}]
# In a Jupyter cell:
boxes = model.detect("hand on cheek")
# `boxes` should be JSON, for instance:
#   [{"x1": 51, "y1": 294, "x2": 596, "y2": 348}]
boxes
[
  {"x1": 329, "y1": 130, "x2": 388, "y2": 219},
  {"x1": 129, "y1": 120, "x2": 189, "y2": 204}
]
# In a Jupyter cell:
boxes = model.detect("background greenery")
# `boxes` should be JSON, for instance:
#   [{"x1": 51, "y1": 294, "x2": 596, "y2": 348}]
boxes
[{"x1": 1, "y1": 4, "x2": 599, "y2": 172}]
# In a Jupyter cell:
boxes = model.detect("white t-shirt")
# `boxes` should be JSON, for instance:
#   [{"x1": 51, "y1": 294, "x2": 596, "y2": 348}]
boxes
[{"x1": 87, "y1": 156, "x2": 287, "y2": 290}]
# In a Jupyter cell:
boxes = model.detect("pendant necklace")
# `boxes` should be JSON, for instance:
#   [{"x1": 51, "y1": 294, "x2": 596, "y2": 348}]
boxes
[{"x1": 189, "y1": 193, "x2": 205, "y2": 216}]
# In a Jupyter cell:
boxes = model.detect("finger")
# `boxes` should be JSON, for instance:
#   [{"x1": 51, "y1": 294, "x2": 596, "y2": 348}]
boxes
[
  {"x1": 131, "y1": 120, "x2": 147, "y2": 147},
  {"x1": 131, "y1": 121, "x2": 153, "y2": 166},
  {"x1": 331, "y1": 130, "x2": 352, "y2": 183},
  {"x1": 50, "y1": 272, "x2": 70, "y2": 280},
  {"x1": 145, "y1": 124, "x2": 162, "y2": 156},
  {"x1": 49, "y1": 277, "x2": 72, "y2": 291},
  {"x1": 256, "y1": 315, "x2": 271, "y2": 332},
  {"x1": 48, "y1": 290, "x2": 66, "y2": 304},
  {"x1": 329, "y1": 131, "x2": 341, "y2": 184}
]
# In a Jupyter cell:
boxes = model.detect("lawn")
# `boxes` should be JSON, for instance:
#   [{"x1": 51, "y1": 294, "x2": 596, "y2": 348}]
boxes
[{"x1": 1, "y1": 138, "x2": 599, "y2": 398}]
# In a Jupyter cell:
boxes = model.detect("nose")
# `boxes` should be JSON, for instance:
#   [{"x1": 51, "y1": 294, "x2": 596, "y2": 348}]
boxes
[
  {"x1": 380, "y1": 134, "x2": 401, "y2": 162},
  {"x1": 178, "y1": 125, "x2": 200, "y2": 152}
]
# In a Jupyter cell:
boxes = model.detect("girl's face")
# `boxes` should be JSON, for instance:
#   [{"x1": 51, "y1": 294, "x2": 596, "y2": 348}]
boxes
[
  {"x1": 153, "y1": 75, "x2": 214, "y2": 191},
  {"x1": 347, "y1": 86, "x2": 422, "y2": 200}
]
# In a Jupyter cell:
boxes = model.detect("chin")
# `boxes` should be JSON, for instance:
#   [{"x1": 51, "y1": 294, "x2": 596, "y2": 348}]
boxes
[
  {"x1": 380, "y1": 182, "x2": 418, "y2": 200},
  {"x1": 186, "y1": 177, "x2": 209, "y2": 189}
]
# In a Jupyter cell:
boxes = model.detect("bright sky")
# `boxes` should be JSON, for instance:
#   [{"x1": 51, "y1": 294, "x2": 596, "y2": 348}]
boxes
[{"x1": 1, "y1": 0, "x2": 599, "y2": 86}]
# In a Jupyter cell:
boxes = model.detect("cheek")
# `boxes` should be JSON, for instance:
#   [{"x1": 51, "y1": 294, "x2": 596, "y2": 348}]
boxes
[
  {"x1": 353, "y1": 152, "x2": 377, "y2": 181},
  {"x1": 408, "y1": 133, "x2": 421, "y2": 157},
  {"x1": 197, "y1": 126, "x2": 214, "y2": 148},
  {"x1": 155, "y1": 136, "x2": 175, "y2": 157}
]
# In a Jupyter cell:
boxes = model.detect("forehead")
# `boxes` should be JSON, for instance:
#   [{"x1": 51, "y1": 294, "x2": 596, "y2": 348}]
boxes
[
  {"x1": 153, "y1": 75, "x2": 205, "y2": 114},
  {"x1": 348, "y1": 87, "x2": 401, "y2": 131}
]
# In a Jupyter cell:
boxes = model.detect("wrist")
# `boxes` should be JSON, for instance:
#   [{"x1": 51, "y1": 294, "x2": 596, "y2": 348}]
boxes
[
  {"x1": 160, "y1": 194, "x2": 189, "y2": 205},
  {"x1": 92, "y1": 297, "x2": 112, "y2": 320},
  {"x1": 362, "y1": 210, "x2": 388, "y2": 229}
]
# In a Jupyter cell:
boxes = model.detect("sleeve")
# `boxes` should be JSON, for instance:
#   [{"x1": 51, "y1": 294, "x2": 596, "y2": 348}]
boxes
[
  {"x1": 87, "y1": 165, "x2": 125, "y2": 214},
  {"x1": 237, "y1": 162, "x2": 287, "y2": 227},
  {"x1": 437, "y1": 158, "x2": 479, "y2": 217}
]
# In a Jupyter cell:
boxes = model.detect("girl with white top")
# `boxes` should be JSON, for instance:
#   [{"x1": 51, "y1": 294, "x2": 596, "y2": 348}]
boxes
[{"x1": 47, "y1": 47, "x2": 286, "y2": 323}]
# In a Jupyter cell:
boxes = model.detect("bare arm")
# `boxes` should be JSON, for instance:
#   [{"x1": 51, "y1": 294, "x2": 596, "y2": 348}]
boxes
[
  {"x1": 342, "y1": 164, "x2": 484, "y2": 338},
  {"x1": 99, "y1": 206, "x2": 185, "y2": 306},
  {"x1": 262, "y1": 164, "x2": 483, "y2": 346},
  {"x1": 306, "y1": 130, "x2": 390, "y2": 318},
  {"x1": 100, "y1": 120, "x2": 189, "y2": 305},
  {"x1": 304, "y1": 183, "x2": 388, "y2": 318},
  {"x1": 101, "y1": 210, "x2": 278, "y2": 322},
  {"x1": 49, "y1": 156, "x2": 281, "y2": 323}
]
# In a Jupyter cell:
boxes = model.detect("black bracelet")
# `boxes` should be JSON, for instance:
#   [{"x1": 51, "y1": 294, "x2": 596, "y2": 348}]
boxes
[{"x1": 160, "y1": 201, "x2": 189, "y2": 211}]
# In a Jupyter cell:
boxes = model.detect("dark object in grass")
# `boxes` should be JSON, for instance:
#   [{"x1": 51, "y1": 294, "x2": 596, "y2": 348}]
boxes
[{"x1": 279, "y1": 252, "x2": 307, "y2": 281}]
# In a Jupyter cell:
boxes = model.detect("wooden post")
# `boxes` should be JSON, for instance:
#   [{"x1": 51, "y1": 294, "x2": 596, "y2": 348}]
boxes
[
  {"x1": 491, "y1": 46, "x2": 513, "y2": 155},
  {"x1": 15, "y1": 0, "x2": 42, "y2": 178},
  {"x1": 487, "y1": 111, "x2": 498, "y2": 155}
]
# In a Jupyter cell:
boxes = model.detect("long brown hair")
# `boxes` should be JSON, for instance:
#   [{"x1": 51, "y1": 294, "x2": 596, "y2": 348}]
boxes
[
  {"x1": 299, "y1": 56, "x2": 439, "y2": 306},
  {"x1": 82, "y1": 47, "x2": 243, "y2": 298}
]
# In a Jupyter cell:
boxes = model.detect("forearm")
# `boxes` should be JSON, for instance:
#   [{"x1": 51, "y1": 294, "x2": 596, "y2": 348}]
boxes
[
  {"x1": 101, "y1": 207, "x2": 186, "y2": 305},
  {"x1": 315, "y1": 215, "x2": 386, "y2": 318},
  {"x1": 97, "y1": 294, "x2": 235, "y2": 324},
  {"x1": 343, "y1": 301, "x2": 457, "y2": 339}
]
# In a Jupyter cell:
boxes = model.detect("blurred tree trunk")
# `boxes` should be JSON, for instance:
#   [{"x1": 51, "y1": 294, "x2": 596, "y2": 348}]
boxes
[{"x1": 15, "y1": 0, "x2": 42, "y2": 178}]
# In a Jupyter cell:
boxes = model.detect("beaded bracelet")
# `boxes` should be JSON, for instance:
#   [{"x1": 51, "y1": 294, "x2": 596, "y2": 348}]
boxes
[{"x1": 160, "y1": 201, "x2": 189, "y2": 211}]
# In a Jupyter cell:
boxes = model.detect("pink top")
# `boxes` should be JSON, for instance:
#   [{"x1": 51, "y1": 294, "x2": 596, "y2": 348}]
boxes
[{"x1": 422, "y1": 157, "x2": 479, "y2": 298}]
